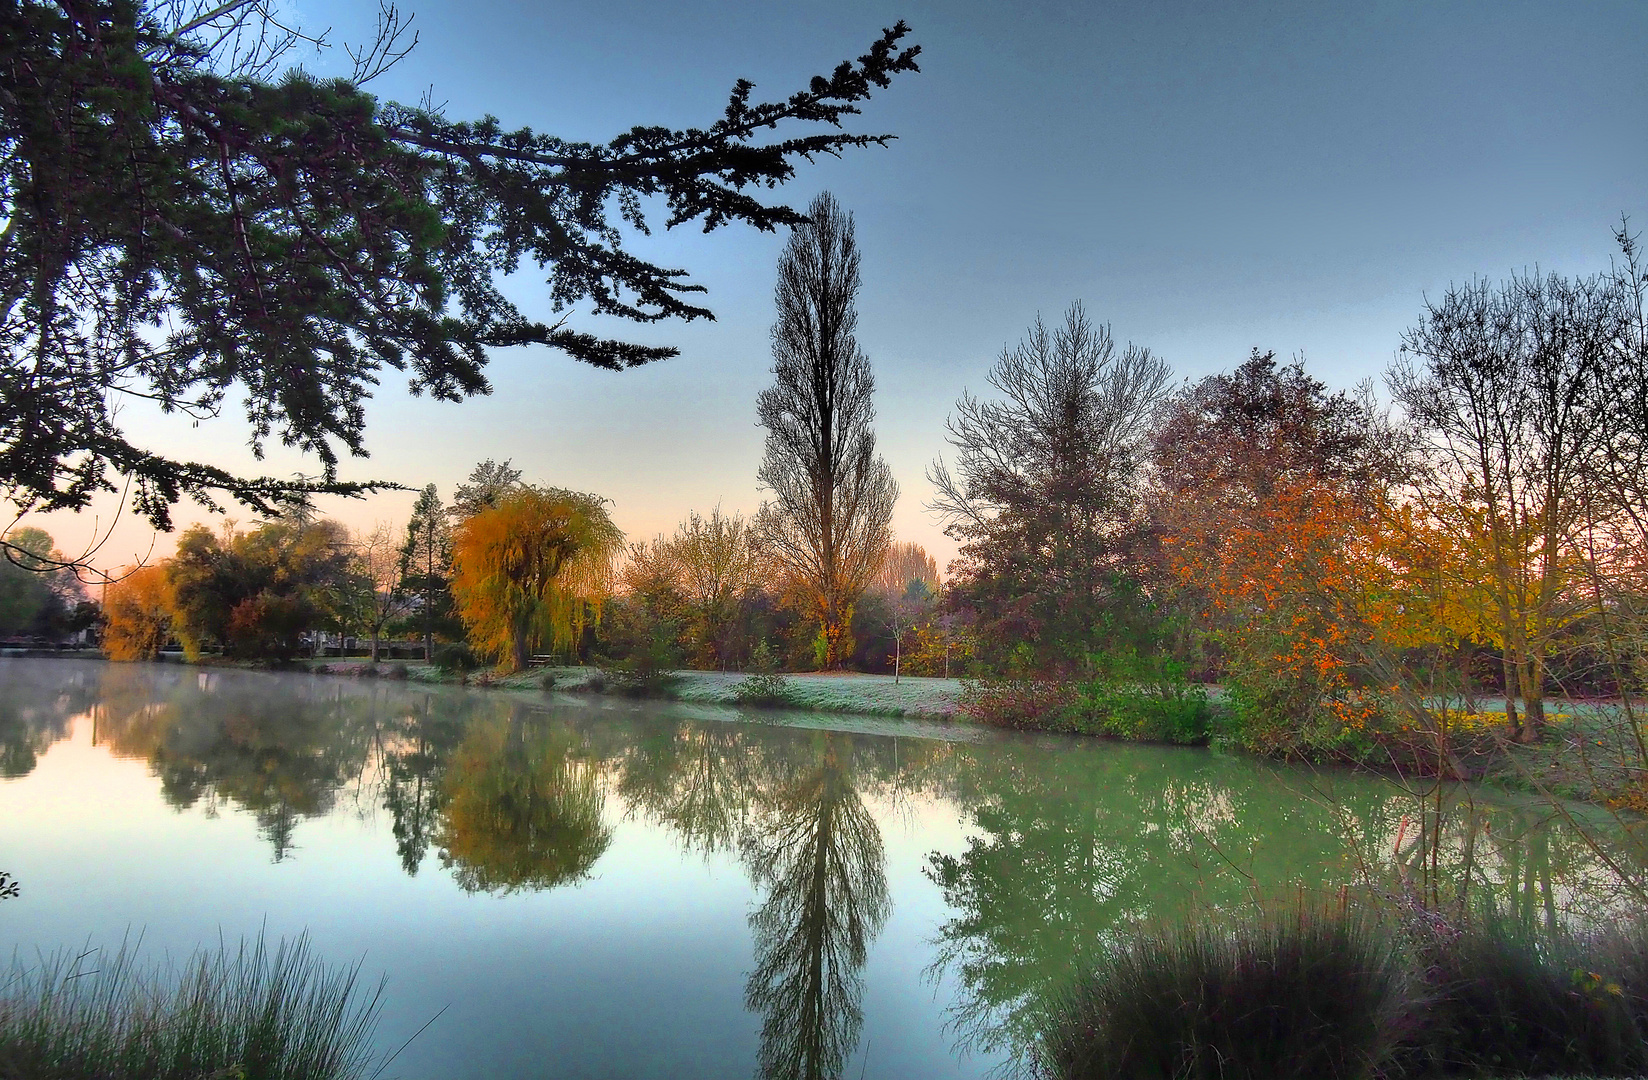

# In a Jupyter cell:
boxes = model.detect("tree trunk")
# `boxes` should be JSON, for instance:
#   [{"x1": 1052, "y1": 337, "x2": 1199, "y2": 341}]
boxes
[
  {"x1": 820, "y1": 604, "x2": 853, "y2": 669},
  {"x1": 1519, "y1": 655, "x2": 1544, "y2": 743},
  {"x1": 370, "y1": 630, "x2": 380, "y2": 663},
  {"x1": 1501, "y1": 652, "x2": 1522, "y2": 734}
]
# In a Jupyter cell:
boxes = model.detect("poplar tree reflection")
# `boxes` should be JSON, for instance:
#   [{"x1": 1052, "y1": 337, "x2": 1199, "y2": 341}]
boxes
[
  {"x1": 742, "y1": 733, "x2": 889, "y2": 1080},
  {"x1": 436, "y1": 706, "x2": 612, "y2": 893}
]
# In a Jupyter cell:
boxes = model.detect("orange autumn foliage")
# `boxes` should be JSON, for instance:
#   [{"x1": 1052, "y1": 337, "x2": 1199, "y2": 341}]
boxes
[
  {"x1": 102, "y1": 564, "x2": 176, "y2": 661},
  {"x1": 1163, "y1": 479, "x2": 1458, "y2": 752},
  {"x1": 450, "y1": 488, "x2": 625, "y2": 671}
]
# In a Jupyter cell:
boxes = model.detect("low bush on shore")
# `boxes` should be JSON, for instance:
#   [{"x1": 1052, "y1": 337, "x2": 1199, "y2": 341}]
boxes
[
  {"x1": 731, "y1": 642, "x2": 799, "y2": 707},
  {"x1": 961, "y1": 653, "x2": 1215, "y2": 745},
  {"x1": 1038, "y1": 900, "x2": 1648, "y2": 1080},
  {"x1": 0, "y1": 934, "x2": 383, "y2": 1080}
]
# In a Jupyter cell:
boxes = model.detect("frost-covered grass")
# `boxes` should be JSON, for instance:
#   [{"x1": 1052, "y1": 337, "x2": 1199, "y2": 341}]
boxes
[
  {"x1": 663, "y1": 670, "x2": 965, "y2": 718},
  {"x1": 299, "y1": 660, "x2": 966, "y2": 720}
]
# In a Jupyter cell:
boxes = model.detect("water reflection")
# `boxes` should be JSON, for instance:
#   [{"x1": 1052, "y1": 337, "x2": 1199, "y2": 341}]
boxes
[
  {"x1": 743, "y1": 733, "x2": 889, "y2": 1080},
  {"x1": 436, "y1": 710, "x2": 612, "y2": 893},
  {"x1": 617, "y1": 719, "x2": 756, "y2": 856},
  {"x1": 1, "y1": 659, "x2": 1642, "y2": 1079},
  {"x1": 925, "y1": 741, "x2": 1647, "y2": 1061},
  {"x1": 0, "y1": 661, "x2": 98, "y2": 777},
  {"x1": 380, "y1": 694, "x2": 470, "y2": 875},
  {"x1": 93, "y1": 666, "x2": 376, "y2": 859},
  {"x1": 609, "y1": 719, "x2": 896, "y2": 1077}
]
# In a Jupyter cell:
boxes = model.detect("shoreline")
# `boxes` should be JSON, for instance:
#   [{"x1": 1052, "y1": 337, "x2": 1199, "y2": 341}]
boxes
[{"x1": 8, "y1": 650, "x2": 1642, "y2": 810}]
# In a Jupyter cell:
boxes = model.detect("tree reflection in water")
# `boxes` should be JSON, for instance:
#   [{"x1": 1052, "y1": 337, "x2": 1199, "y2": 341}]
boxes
[
  {"x1": 924, "y1": 740, "x2": 1648, "y2": 1066},
  {"x1": 8, "y1": 662, "x2": 1643, "y2": 1076},
  {"x1": 435, "y1": 705, "x2": 612, "y2": 893},
  {"x1": 617, "y1": 718, "x2": 756, "y2": 856},
  {"x1": 379, "y1": 692, "x2": 470, "y2": 874},
  {"x1": 92, "y1": 664, "x2": 377, "y2": 859},
  {"x1": 0, "y1": 660, "x2": 98, "y2": 777},
  {"x1": 742, "y1": 732, "x2": 890, "y2": 1080}
]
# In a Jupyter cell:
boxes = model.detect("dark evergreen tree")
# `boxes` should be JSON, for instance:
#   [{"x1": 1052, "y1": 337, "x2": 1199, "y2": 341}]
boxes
[
  {"x1": 448, "y1": 459, "x2": 523, "y2": 521},
  {"x1": 0, "y1": 0, "x2": 920, "y2": 551},
  {"x1": 398, "y1": 482, "x2": 453, "y2": 660}
]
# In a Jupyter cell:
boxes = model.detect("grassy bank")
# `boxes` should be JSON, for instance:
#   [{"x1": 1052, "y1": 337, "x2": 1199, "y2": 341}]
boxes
[
  {"x1": 0, "y1": 935, "x2": 383, "y2": 1080},
  {"x1": 82, "y1": 652, "x2": 1644, "y2": 808},
  {"x1": 294, "y1": 658, "x2": 970, "y2": 720}
]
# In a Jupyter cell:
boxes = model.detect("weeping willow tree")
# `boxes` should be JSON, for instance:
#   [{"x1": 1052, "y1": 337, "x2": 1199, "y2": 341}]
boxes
[{"x1": 450, "y1": 488, "x2": 625, "y2": 670}]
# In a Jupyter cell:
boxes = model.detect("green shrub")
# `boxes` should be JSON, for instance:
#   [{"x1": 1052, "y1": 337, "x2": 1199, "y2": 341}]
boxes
[
  {"x1": 1040, "y1": 903, "x2": 1412, "y2": 1080},
  {"x1": 601, "y1": 624, "x2": 680, "y2": 698},
  {"x1": 1071, "y1": 651, "x2": 1212, "y2": 744},
  {"x1": 431, "y1": 642, "x2": 478, "y2": 675},
  {"x1": 0, "y1": 934, "x2": 383, "y2": 1080},
  {"x1": 733, "y1": 642, "x2": 795, "y2": 707}
]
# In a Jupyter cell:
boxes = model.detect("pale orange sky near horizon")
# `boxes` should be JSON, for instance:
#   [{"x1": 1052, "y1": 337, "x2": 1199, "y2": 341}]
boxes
[{"x1": 13, "y1": 0, "x2": 1647, "y2": 580}]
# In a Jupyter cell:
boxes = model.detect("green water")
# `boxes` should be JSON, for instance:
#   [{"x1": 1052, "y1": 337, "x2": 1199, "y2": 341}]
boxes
[{"x1": 0, "y1": 659, "x2": 1638, "y2": 1078}]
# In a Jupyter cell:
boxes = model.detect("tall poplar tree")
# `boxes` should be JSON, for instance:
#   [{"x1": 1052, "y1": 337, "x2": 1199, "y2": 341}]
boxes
[{"x1": 755, "y1": 193, "x2": 896, "y2": 668}]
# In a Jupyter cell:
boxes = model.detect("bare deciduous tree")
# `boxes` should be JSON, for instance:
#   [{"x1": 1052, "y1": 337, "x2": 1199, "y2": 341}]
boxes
[
  {"x1": 669, "y1": 508, "x2": 769, "y2": 668},
  {"x1": 354, "y1": 521, "x2": 414, "y2": 662},
  {"x1": 873, "y1": 541, "x2": 939, "y2": 599},
  {"x1": 1391, "y1": 270, "x2": 1620, "y2": 741},
  {"x1": 756, "y1": 193, "x2": 896, "y2": 668},
  {"x1": 928, "y1": 303, "x2": 1171, "y2": 667}
]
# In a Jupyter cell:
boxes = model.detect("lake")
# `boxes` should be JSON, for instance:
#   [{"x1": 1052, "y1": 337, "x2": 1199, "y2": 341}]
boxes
[{"x1": 0, "y1": 658, "x2": 1637, "y2": 1079}]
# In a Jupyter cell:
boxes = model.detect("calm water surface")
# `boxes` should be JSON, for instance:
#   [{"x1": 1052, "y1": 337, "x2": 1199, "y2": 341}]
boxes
[{"x1": 0, "y1": 659, "x2": 1636, "y2": 1079}]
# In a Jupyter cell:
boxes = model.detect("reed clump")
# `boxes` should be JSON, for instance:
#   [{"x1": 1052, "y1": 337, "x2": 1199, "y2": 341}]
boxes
[
  {"x1": 1039, "y1": 901, "x2": 1412, "y2": 1080},
  {"x1": 1038, "y1": 900, "x2": 1648, "y2": 1080},
  {"x1": 1401, "y1": 911, "x2": 1648, "y2": 1078},
  {"x1": 0, "y1": 934, "x2": 383, "y2": 1080}
]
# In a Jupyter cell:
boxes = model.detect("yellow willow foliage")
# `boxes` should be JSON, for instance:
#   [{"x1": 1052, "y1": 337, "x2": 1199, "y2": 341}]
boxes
[
  {"x1": 102, "y1": 563, "x2": 176, "y2": 661},
  {"x1": 450, "y1": 488, "x2": 625, "y2": 668}
]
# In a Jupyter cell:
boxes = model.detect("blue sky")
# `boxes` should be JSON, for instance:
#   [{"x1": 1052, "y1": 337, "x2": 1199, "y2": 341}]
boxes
[{"x1": 40, "y1": 0, "x2": 1648, "y2": 571}]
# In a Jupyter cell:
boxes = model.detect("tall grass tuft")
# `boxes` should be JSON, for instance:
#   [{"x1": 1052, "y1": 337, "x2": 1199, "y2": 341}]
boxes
[
  {"x1": 0, "y1": 934, "x2": 384, "y2": 1080},
  {"x1": 1403, "y1": 909, "x2": 1648, "y2": 1078},
  {"x1": 1039, "y1": 902, "x2": 1412, "y2": 1080}
]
